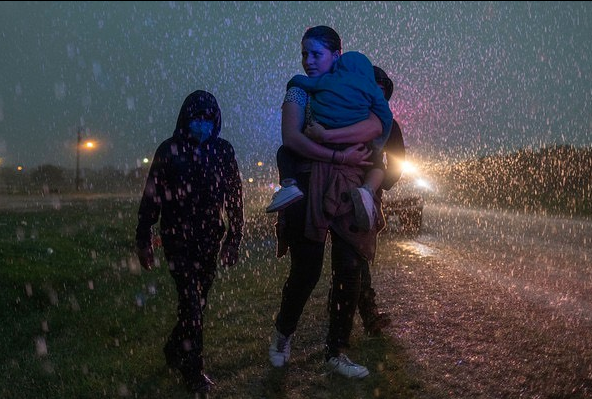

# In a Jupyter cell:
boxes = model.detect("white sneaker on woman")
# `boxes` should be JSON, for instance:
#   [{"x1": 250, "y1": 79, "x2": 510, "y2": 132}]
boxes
[
  {"x1": 326, "y1": 353, "x2": 369, "y2": 378},
  {"x1": 269, "y1": 330, "x2": 292, "y2": 367}
]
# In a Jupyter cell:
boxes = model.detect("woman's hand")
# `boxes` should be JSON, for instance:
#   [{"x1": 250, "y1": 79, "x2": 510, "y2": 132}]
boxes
[
  {"x1": 312, "y1": 112, "x2": 382, "y2": 144},
  {"x1": 304, "y1": 121, "x2": 326, "y2": 143},
  {"x1": 340, "y1": 144, "x2": 373, "y2": 166}
]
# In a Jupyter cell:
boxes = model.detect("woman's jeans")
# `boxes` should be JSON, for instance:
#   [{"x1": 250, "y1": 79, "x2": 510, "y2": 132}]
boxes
[{"x1": 275, "y1": 172, "x2": 363, "y2": 359}]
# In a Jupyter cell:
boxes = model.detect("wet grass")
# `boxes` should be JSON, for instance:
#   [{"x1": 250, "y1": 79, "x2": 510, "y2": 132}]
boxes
[{"x1": 0, "y1": 195, "x2": 422, "y2": 399}]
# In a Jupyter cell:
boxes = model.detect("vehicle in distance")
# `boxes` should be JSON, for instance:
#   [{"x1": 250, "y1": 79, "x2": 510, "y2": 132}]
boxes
[{"x1": 381, "y1": 159, "x2": 433, "y2": 234}]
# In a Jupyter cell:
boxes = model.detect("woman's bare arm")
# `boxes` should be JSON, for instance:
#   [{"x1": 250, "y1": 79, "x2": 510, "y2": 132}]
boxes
[
  {"x1": 282, "y1": 101, "x2": 373, "y2": 166},
  {"x1": 304, "y1": 112, "x2": 382, "y2": 144},
  {"x1": 281, "y1": 102, "x2": 333, "y2": 162}
]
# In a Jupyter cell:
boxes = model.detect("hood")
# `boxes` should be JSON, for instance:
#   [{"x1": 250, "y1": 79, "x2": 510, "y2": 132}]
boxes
[
  {"x1": 335, "y1": 51, "x2": 375, "y2": 81},
  {"x1": 173, "y1": 90, "x2": 222, "y2": 141},
  {"x1": 373, "y1": 66, "x2": 394, "y2": 101}
]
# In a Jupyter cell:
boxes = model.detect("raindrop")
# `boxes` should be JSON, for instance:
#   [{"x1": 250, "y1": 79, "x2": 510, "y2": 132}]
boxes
[
  {"x1": 135, "y1": 293, "x2": 145, "y2": 307},
  {"x1": 41, "y1": 360, "x2": 54, "y2": 374},
  {"x1": 117, "y1": 383, "x2": 130, "y2": 397},
  {"x1": 69, "y1": 295, "x2": 80, "y2": 312},
  {"x1": 35, "y1": 336, "x2": 48, "y2": 356},
  {"x1": 15, "y1": 226, "x2": 25, "y2": 242}
]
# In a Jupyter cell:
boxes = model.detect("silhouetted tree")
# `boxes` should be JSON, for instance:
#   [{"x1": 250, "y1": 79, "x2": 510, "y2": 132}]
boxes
[{"x1": 30, "y1": 164, "x2": 66, "y2": 193}]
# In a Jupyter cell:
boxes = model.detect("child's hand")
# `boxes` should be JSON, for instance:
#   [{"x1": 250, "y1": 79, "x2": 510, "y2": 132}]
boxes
[
  {"x1": 220, "y1": 242, "x2": 239, "y2": 268},
  {"x1": 136, "y1": 245, "x2": 154, "y2": 270},
  {"x1": 304, "y1": 121, "x2": 326, "y2": 143}
]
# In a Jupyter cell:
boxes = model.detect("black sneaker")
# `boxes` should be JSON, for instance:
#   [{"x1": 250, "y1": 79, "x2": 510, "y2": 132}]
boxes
[
  {"x1": 187, "y1": 373, "x2": 215, "y2": 395},
  {"x1": 363, "y1": 312, "x2": 392, "y2": 336}
]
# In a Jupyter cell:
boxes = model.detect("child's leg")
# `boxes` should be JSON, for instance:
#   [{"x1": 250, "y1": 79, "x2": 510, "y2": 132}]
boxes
[
  {"x1": 361, "y1": 168, "x2": 385, "y2": 195},
  {"x1": 277, "y1": 145, "x2": 300, "y2": 186},
  {"x1": 267, "y1": 146, "x2": 304, "y2": 213}
]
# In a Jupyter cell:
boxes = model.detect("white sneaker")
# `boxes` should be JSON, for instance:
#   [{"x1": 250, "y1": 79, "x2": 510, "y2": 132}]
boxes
[
  {"x1": 269, "y1": 330, "x2": 292, "y2": 367},
  {"x1": 350, "y1": 187, "x2": 376, "y2": 231},
  {"x1": 266, "y1": 185, "x2": 304, "y2": 213},
  {"x1": 326, "y1": 353, "x2": 369, "y2": 378}
]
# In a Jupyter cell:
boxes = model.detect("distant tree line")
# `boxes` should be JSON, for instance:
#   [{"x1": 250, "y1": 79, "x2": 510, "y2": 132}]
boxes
[
  {"x1": 435, "y1": 145, "x2": 592, "y2": 217},
  {"x1": 2, "y1": 145, "x2": 590, "y2": 217},
  {"x1": 0, "y1": 164, "x2": 149, "y2": 195}
]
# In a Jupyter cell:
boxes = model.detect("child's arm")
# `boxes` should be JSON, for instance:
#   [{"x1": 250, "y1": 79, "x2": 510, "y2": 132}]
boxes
[
  {"x1": 282, "y1": 101, "x2": 372, "y2": 166},
  {"x1": 370, "y1": 87, "x2": 394, "y2": 150},
  {"x1": 363, "y1": 168, "x2": 385, "y2": 194},
  {"x1": 304, "y1": 112, "x2": 382, "y2": 144}
]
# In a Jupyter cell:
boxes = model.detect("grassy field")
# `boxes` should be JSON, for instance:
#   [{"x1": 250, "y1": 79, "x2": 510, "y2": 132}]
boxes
[{"x1": 0, "y1": 194, "x2": 421, "y2": 399}]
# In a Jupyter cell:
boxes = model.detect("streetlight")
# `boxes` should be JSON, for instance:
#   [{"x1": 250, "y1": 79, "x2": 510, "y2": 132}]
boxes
[{"x1": 76, "y1": 127, "x2": 82, "y2": 191}]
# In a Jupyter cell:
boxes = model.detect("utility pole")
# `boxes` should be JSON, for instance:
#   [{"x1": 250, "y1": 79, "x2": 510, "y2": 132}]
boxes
[{"x1": 76, "y1": 127, "x2": 82, "y2": 191}]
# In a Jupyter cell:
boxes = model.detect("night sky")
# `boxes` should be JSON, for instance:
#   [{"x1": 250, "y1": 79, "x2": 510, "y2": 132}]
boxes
[{"x1": 0, "y1": 1, "x2": 590, "y2": 172}]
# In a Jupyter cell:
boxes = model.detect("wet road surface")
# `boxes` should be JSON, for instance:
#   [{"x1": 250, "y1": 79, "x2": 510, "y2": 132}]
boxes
[{"x1": 375, "y1": 204, "x2": 592, "y2": 398}]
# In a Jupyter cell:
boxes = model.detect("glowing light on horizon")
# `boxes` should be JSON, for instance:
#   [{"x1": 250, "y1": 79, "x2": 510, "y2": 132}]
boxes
[
  {"x1": 402, "y1": 161, "x2": 418, "y2": 175},
  {"x1": 415, "y1": 178, "x2": 432, "y2": 190}
]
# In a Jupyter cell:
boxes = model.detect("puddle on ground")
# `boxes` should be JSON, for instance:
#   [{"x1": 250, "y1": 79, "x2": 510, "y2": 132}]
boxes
[{"x1": 395, "y1": 241, "x2": 436, "y2": 258}]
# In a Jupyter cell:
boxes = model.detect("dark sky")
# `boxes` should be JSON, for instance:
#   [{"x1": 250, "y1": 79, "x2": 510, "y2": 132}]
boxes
[{"x1": 0, "y1": 1, "x2": 590, "y2": 172}]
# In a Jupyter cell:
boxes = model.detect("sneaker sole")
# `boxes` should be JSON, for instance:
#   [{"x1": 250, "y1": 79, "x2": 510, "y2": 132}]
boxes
[
  {"x1": 326, "y1": 365, "x2": 370, "y2": 379},
  {"x1": 265, "y1": 193, "x2": 304, "y2": 213}
]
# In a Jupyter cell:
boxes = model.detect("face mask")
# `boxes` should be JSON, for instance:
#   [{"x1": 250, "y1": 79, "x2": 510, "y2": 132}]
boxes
[{"x1": 188, "y1": 120, "x2": 214, "y2": 143}]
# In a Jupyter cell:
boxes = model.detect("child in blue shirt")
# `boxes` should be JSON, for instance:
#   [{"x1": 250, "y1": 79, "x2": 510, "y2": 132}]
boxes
[{"x1": 267, "y1": 51, "x2": 392, "y2": 232}]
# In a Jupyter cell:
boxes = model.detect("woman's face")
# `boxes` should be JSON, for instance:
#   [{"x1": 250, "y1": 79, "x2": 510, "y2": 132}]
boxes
[{"x1": 301, "y1": 38, "x2": 339, "y2": 77}]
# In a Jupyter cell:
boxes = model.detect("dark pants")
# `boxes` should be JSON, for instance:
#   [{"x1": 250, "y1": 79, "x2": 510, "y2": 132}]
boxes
[
  {"x1": 275, "y1": 172, "x2": 363, "y2": 359},
  {"x1": 358, "y1": 259, "x2": 379, "y2": 326},
  {"x1": 164, "y1": 243, "x2": 218, "y2": 379},
  {"x1": 327, "y1": 258, "x2": 380, "y2": 330}
]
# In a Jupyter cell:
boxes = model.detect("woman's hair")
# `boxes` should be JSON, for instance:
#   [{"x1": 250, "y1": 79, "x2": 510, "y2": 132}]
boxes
[
  {"x1": 301, "y1": 25, "x2": 342, "y2": 53},
  {"x1": 373, "y1": 66, "x2": 394, "y2": 101}
]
